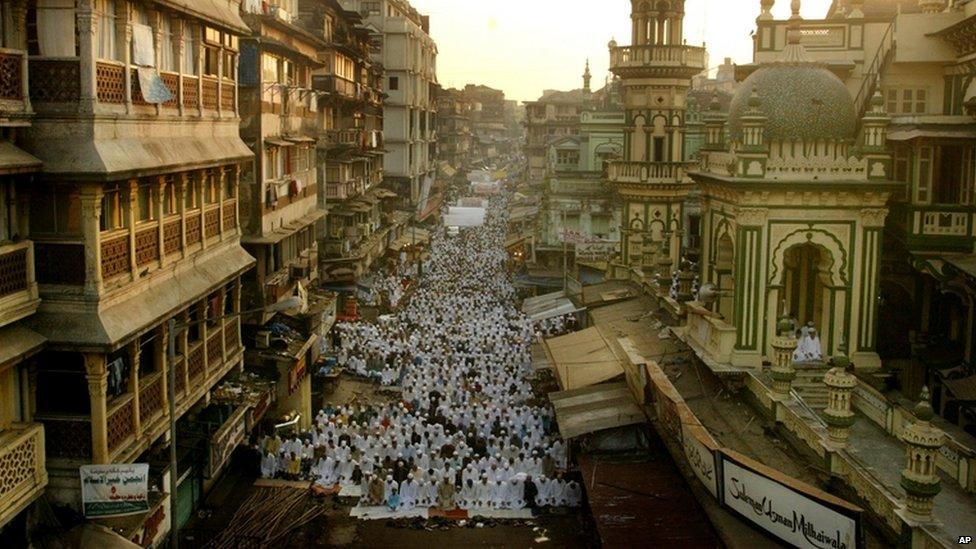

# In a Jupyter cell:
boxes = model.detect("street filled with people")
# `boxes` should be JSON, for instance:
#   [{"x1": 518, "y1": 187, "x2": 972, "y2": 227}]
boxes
[{"x1": 259, "y1": 196, "x2": 579, "y2": 513}]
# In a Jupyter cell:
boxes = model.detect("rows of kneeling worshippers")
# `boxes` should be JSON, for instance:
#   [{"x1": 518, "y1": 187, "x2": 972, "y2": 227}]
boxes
[{"x1": 257, "y1": 410, "x2": 582, "y2": 510}]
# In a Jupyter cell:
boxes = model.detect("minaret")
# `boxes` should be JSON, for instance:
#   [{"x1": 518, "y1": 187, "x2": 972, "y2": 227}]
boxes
[
  {"x1": 583, "y1": 59, "x2": 592, "y2": 94},
  {"x1": 608, "y1": 0, "x2": 704, "y2": 271}
]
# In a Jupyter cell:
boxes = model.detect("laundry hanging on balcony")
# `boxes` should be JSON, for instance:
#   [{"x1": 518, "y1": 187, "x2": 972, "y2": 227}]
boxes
[{"x1": 132, "y1": 23, "x2": 174, "y2": 104}]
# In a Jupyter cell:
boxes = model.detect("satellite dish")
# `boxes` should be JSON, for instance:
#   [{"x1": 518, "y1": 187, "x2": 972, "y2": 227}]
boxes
[{"x1": 698, "y1": 283, "x2": 722, "y2": 304}]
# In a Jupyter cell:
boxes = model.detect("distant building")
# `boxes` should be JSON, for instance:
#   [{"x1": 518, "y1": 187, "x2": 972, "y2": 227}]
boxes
[{"x1": 342, "y1": 0, "x2": 438, "y2": 208}]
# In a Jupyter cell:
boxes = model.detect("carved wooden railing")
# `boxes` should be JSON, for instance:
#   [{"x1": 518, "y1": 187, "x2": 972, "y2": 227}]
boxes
[
  {"x1": 0, "y1": 51, "x2": 25, "y2": 100},
  {"x1": 0, "y1": 243, "x2": 29, "y2": 298},
  {"x1": 0, "y1": 423, "x2": 47, "y2": 527},
  {"x1": 106, "y1": 395, "x2": 135, "y2": 453},
  {"x1": 29, "y1": 59, "x2": 81, "y2": 103},
  {"x1": 100, "y1": 231, "x2": 131, "y2": 280},
  {"x1": 138, "y1": 373, "x2": 164, "y2": 424},
  {"x1": 96, "y1": 62, "x2": 126, "y2": 104}
]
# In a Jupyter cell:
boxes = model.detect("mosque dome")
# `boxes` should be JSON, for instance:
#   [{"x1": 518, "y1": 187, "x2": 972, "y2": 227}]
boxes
[{"x1": 727, "y1": 60, "x2": 856, "y2": 143}]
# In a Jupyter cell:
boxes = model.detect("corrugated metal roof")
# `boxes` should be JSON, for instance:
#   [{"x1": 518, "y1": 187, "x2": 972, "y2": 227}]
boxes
[
  {"x1": 543, "y1": 327, "x2": 622, "y2": 390},
  {"x1": 549, "y1": 382, "x2": 644, "y2": 439}
]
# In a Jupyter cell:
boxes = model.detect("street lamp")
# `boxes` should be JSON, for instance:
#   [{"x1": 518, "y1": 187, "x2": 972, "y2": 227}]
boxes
[{"x1": 167, "y1": 295, "x2": 305, "y2": 549}]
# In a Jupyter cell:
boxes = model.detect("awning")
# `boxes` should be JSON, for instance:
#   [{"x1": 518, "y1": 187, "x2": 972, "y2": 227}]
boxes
[
  {"x1": 0, "y1": 141, "x2": 42, "y2": 175},
  {"x1": 522, "y1": 290, "x2": 584, "y2": 322},
  {"x1": 265, "y1": 137, "x2": 292, "y2": 147},
  {"x1": 28, "y1": 245, "x2": 255, "y2": 348},
  {"x1": 444, "y1": 206, "x2": 485, "y2": 227},
  {"x1": 285, "y1": 136, "x2": 317, "y2": 144},
  {"x1": 372, "y1": 188, "x2": 399, "y2": 199},
  {"x1": 944, "y1": 375, "x2": 976, "y2": 401},
  {"x1": 24, "y1": 134, "x2": 253, "y2": 181},
  {"x1": 242, "y1": 209, "x2": 325, "y2": 245},
  {"x1": 888, "y1": 126, "x2": 976, "y2": 141},
  {"x1": 543, "y1": 327, "x2": 623, "y2": 390},
  {"x1": 0, "y1": 324, "x2": 46, "y2": 371},
  {"x1": 548, "y1": 382, "x2": 644, "y2": 439},
  {"x1": 154, "y1": 0, "x2": 250, "y2": 34}
]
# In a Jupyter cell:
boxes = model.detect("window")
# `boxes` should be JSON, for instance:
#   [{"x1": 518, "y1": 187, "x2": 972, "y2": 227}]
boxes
[
  {"x1": 96, "y1": 0, "x2": 119, "y2": 61},
  {"x1": 29, "y1": 185, "x2": 81, "y2": 236},
  {"x1": 27, "y1": 4, "x2": 74, "y2": 57},
  {"x1": 389, "y1": 76, "x2": 399, "y2": 90},
  {"x1": 886, "y1": 87, "x2": 928, "y2": 115},
  {"x1": 159, "y1": 16, "x2": 178, "y2": 72},
  {"x1": 183, "y1": 23, "x2": 199, "y2": 74},
  {"x1": 163, "y1": 176, "x2": 178, "y2": 215},
  {"x1": 653, "y1": 137, "x2": 666, "y2": 162},
  {"x1": 205, "y1": 170, "x2": 219, "y2": 204},
  {"x1": 185, "y1": 177, "x2": 200, "y2": 210},
  {"x1": 917, "y1": 146, "x2": 933, "y2": 203},
  {"x1": 224, "y1": 169, "x2": 236, "y2": 199},
  {"x1": 262, "y1": 53, "x2": 279, "y2": 83},
  {"x1": 100, "y1": 185, "x2": 128, "y2": 231},
  {"x1": 138, "y1": 332, "x2": 156, "y2": 377},
  {"x1": 137, "y1": 182, "x2": 155, "y2": 222}
]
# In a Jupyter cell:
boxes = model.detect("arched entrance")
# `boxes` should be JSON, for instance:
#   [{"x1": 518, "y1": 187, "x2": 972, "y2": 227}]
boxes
[{"x1": 782, "y1": 243, "x2": 832, "y2": 348}]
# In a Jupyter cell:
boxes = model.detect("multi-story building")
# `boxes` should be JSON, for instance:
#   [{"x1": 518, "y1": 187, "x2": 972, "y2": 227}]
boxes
[
  {"x1": 463, "y1": 84, "x2": 513, "y2": 162},
  {"x1": 745, "y1": 0, "x2": 976, "y2": 424},
  {"x1": 18, "y1": 1, "x2": 254, "y2": 540},
  {"x1": 313, "y1": 0, "x2": 402, "y2": 286},
  {"x1": 0, "y1": 3, "x2": 47, "y2": 541},
  {"x1": 436, "y1": 87, "x2": 474, "y2": 171},
  {"x1": 604, "y1": 1, "x2": 705, "y2": 274},
  {"x1": 343, "y1": 0, "x2": 438, "y2": 209},
  {"x1": 237, "y1": 0, "x2": 328, "y2": 432},
  {"x1": 524, "y1": 81, "x2": 591, "y2": 184}
]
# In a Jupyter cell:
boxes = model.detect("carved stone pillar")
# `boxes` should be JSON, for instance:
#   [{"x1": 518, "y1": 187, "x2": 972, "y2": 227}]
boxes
[
  {"x1": 85, "y1": 353, "x2": 110, "y2": 464},
  {"x1": 80, "y1": 187, "x2": 104, "y2": 297},
  {"x1": 770, "y1": 316, "x2": 797, "y2": 396},
  {"x1": 128, "y1": 341, "x2": 141, "y2": 438},
  {"x1": 77, "y1": 7, "x2": 98, "y2": 114},
  {"x1": 900, "y1": 387, "x2": 945, "y2": 522},
  {"x1": 822, "y1": 352, "x2": 856, "y2": 447}
]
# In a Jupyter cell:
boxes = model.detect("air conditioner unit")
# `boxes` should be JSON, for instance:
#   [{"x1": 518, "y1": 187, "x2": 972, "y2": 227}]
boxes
[{"x1": 255, "y1": 331, "x2": 272, "y2": 349}]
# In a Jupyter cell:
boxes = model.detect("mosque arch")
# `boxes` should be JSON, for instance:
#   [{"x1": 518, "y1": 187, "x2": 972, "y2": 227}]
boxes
[{"x1": 769, "y1": 228, "x2": 848, "y2": 288}]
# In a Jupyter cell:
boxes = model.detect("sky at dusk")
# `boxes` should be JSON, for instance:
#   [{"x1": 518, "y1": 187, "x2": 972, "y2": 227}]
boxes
[{"x1": 410, "y1": 0, "x2": 834, "y2": 102}]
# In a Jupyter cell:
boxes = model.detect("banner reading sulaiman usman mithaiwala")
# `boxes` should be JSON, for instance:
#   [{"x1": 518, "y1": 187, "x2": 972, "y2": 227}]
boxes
[{"x1": 80, "y1": 463, "x2": 150, "y2": 518}]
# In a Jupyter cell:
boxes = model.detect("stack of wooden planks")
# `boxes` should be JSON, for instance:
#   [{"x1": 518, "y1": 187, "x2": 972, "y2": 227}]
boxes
[{"x1": 206, "y1": 487, "x2": 327, "y2": 548}]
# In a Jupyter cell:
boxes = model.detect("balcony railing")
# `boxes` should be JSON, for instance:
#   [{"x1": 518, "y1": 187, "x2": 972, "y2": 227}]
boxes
[
  {"x1": 0, "y1": 241, "x2": 30, "y2": 299},
  {"x1": 609, "y1": 44, "x2": 707, "y2": 72},
  {"x1": 0, "y1": 50, "x2": 26, "y2": 101},
  {"x1": 0, "y1": 424, "x2": 47, "y2": 528},
  {"x1": 686, "y1": 308, "x2": 737, "y2": 365},
  {"x1": 606, "y1": 161, "x2": 689, "y2": 184},
  {"x1": 321, "y1": 128, "x2": 365, "y2": 148},
  {"x1": 313, "y1": 75, "x2": 361, "y2": 100},
  {"x1": 29, "y1": 59, "x2": 81, "y2": 103}
]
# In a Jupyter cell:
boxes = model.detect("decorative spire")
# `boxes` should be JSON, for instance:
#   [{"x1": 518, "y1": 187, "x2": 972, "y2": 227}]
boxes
[
  {"x1": 759, "y1": 0, "x2": 775, "y2": 20},
  {"x1": 583, "y1": 59, "x2": 592, "y2": 93},
  {"x1": 790, "y1": 0, "x2": 802, "y2": 20},
  {"x1": 780, "y1": 22, "x2": 811, "y2": 64}
]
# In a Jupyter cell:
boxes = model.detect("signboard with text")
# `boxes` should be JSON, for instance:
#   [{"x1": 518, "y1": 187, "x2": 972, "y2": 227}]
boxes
[
  {"x1": 681, "y1": 422, "x2": 720, "y2": 499},
  {"x1": 721, "y1": 451, "x2": 861, "y2": 549},
  {"x1": 80, "y1": 463, "x2": 150, "y2": 518}
]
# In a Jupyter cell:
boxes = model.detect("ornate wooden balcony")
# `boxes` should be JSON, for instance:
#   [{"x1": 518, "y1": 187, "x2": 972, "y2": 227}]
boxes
[
  {"x1": 609, "y1": 44, "x2": 707, "y2": 77},
  {"x1": 0, "y1": 423, "x2": 47, "y2": 529},
  {"x1": 606, "y1": 160, "x2": 690, "y2": 186},
  {"x1": 0, "y1": 240, "x2": 39, "y2": 324}
]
